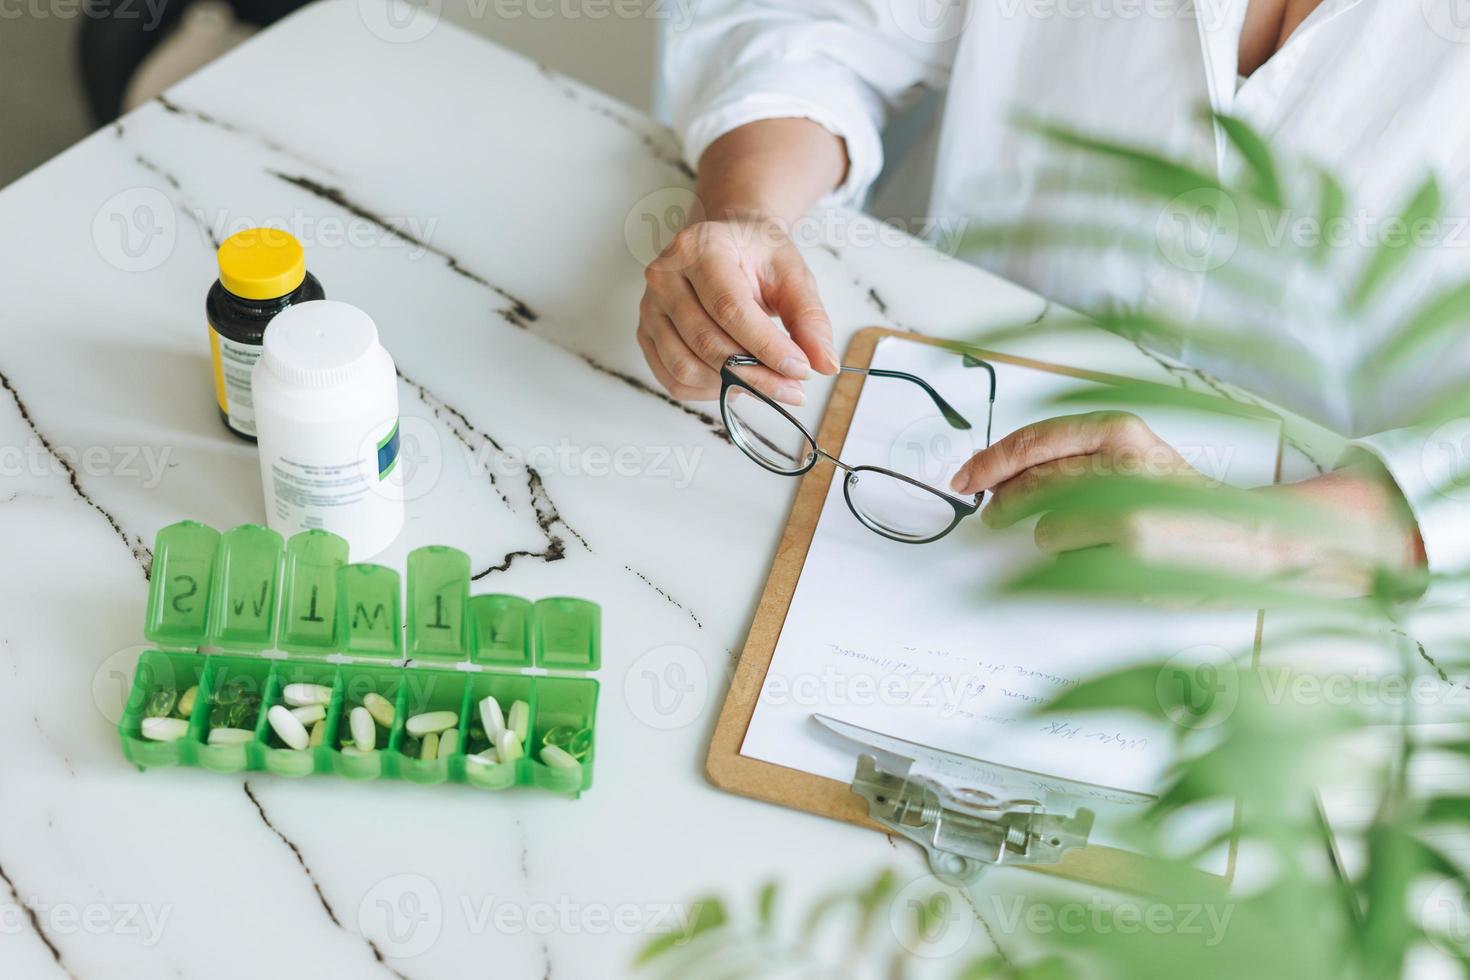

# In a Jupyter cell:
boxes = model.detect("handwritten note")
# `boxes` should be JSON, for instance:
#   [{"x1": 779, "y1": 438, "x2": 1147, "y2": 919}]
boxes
[{"x1": 739, "y1": 337, "x2": 1281, "y2": 804}]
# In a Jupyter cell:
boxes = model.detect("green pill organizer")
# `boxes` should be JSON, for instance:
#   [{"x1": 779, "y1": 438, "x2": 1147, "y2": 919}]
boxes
[{"x1": 118, "y1": 521, "x2": 600, "y2": 796}]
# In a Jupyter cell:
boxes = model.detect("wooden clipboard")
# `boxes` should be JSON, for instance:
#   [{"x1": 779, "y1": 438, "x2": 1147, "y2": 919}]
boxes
[{"x1": 706, "y1": 327, "x2": 1282, "y2": 893}]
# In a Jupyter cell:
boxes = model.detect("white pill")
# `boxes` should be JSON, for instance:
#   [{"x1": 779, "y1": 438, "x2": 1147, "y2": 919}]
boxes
[
  {"x1": 508, "y1": 700, "x2": 529, "y2": 744},
  {"x1": 308, "y1": 720, "x2": 325, "y2": 747},
  {"x1": 268, "y1": 705, "x2": 309, "y2": 750},
  {"x1": 540, "y1": 745, "x2": 581, "y2": 771},
  {"x1": 420, "y1": 732, "x2": 439, "y2": 761},
  {"x1": 496, "y1": 729, "x2": 523, "y2": 763},
  {"x1": 406, "y1": 710, "x2": 457, "y2": 737},
  {"x1": 141, "y1": 717, "x2": 189, "y2": 742},
  {"x1": 437, "y1": 729, "x2": 459, "y2": 759},
  {"x1": 478, "y1": 695, "x2": 505, "y2": 741},
  {"x1": 290, "y1": 704, "x2": 326, "y2": 726},
  {"x1": 283, "y1": 683, "x2": 332, "y2": 707},
  {"x1": 364, "y1": 692, "x2": 395, "y2": 728},
  {"x1": 207, "y1": 727, "x2": 254, "y2": 746},
  {"x1": 350, "y1": 706, "x2": 376, "y2": 751},
  {"x1": 466, "y1": 748, "x2": 500, "y2": 766},
  {"x1": 340, "y1": 745, "x2": 376, "y2": 758}
]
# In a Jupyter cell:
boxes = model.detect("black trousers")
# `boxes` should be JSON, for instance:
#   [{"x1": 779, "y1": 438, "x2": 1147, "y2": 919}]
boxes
[{"x1": 79, "y1": 0, "x2": 308, "y2": 124}]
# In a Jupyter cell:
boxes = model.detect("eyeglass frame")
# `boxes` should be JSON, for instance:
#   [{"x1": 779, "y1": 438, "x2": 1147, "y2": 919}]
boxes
[{"x1": 719, "y1": 353, "x2": 997, "y2": 544}]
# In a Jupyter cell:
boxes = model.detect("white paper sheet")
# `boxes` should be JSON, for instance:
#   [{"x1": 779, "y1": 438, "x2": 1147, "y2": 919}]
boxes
[{"x1": 740, "y1": 337, "x2": 1282, "y2": 802}]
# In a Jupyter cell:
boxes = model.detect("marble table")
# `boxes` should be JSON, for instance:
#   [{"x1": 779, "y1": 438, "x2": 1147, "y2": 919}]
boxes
[{"x1": 0, "y1": 1, "x2": 1350, "y2": 976}]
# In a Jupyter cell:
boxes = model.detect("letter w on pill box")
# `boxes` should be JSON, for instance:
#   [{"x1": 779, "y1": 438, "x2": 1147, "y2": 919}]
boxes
[{"x1": 120, "y1": 520, "x2": 600, "y2": 795}]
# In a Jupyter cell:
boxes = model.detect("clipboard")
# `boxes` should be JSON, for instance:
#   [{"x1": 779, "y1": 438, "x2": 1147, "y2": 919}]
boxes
[{"x1": 706, "y1": 327, "x2": 1282, "y2": 892}]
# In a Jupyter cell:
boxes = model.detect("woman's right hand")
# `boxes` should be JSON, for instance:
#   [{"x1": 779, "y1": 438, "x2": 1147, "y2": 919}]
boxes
[{"x1": 636, "y1": 212, "x2": 840, "y2": 406}]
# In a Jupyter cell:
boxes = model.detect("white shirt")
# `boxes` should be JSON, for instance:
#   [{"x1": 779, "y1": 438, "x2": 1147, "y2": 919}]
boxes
[{"x1": 666, "y1": 0, "x2": 1470, "y2": 601}]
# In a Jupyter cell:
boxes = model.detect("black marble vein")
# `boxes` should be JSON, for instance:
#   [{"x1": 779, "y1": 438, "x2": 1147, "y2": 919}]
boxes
[
  {"x1": 1128, "y1": 341, "x2": 1330, "y2": 475},
  {"x1": 395, "y1": 368, "x2": 589, "y2": 579},
  {"x1": 1393, "y1": 629, "x2": 1470, "y2": 689},
  {"x1": 623, "y1": 565, "x2": 703, "y2": 629},
  {"x1": 575, "y1": 353, "x2": 730, "y2": 443},
  {"x1": 0, "y1": 860, "x2": 75, "y2": 978},
  {"x1": 536, "y1": 64, "x2": 694, "y2": 180},
  {"x1": 514, "y1": 819, "x2": 554, "y2": 980},
  {"x1": 129, "y1": 152, "x2": 221, "y2": 249},
  {"x1": 268, "y1": 171, "x2": 538, "y2": 327},
  {"x1": 269, "y1": 167, "x2": 743, "y2": 445},
  {"x1": 155, "y1": 95, "x2": 340, "y2": 175},
  {"x1": 866, "y1": 287, "x2": 888, "y2": 316},
  {"x1": 0, "y1": 368, "x2": 152, "y2": 578},
  {"x1": 242, "y1": 783, "x2": 411, "y2": 980}
]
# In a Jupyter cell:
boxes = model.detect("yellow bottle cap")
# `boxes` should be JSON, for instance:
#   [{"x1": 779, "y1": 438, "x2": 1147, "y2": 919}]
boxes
[{"x1": 216, "y1": 227, "x2": 307, "y2": 300}]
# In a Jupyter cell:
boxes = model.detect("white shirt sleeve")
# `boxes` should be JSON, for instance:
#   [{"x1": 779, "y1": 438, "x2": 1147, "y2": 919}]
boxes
[
  {"x1": 663, "y1": 1, "x2": 957, "y2": 207},
  {"x1": 1351, "y1": 424, "x2": 1470, "y2": 605}
]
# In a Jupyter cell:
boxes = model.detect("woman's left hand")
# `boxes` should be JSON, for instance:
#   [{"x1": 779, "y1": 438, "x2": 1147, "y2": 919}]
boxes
[{"x1": 950, "y1": 411, "x2": 1425, "y2": 597}]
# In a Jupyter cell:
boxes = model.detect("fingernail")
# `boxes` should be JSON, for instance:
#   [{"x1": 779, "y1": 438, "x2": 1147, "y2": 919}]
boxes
[
  {"x1": 775, "y1": 385, "x2": 805, "y2": 406},
  {"x1": 778, "y1": 355, "x2": 811, "y2": 380},
  {"x1": 822, "y1": 342, "x2": 840, "y2": 372}
]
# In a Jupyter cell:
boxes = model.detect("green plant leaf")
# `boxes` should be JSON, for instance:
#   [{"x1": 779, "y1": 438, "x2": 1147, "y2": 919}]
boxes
[
  {"x1": 1349, "y1": 173, "x2": 1443, "y2": 310},
  {"x1": 634, "y1": 897, "x2": 727, "y2": 965},
  {"x1": 1368, "y1": 279, "x2": 1470, "y2": 372},
  {"x1": 1312, "y1": 166, "x2": 1347, "y2": 266},
  {"x1": 1214, "y1": 113, "x2": 1282, "y2": 207},
  {"x1": 853, "y1": 869, "x2": 897, "y2": 946},
  {"x1": 1017, "y1": 114, "x2": 1226, "y2": 201},
  {"x1": 756, "y1": 881, "x2": 778, "y2": 935},
  {"x1": 1421, "y1": 795, "x2": 1470, "y2": 826},
  {"x1": 1047, "y1": 377, "x2": 1270, "y2": 421},
  {"x1": 1035, "y1": 662, "x2": 1172, "y2": 718}
]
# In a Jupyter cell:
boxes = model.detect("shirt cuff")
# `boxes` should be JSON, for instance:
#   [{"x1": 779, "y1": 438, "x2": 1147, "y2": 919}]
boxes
[
  {"x1": 1350, "y1": 425, "x2": 1470, "y2": 606},
  {"x1": 676, "y1": 61, "x2": 886, "y2": 210}
]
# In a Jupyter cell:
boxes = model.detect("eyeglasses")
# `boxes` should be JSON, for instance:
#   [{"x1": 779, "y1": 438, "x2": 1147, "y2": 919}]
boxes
[{"x1": 720, "y1": 353, "x2": 996, "y2": 544}]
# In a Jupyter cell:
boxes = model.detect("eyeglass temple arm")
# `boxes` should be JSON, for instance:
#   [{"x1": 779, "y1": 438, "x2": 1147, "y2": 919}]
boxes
[{"x1": 840, "y1": 359, "x2": 996, "y2": 444}]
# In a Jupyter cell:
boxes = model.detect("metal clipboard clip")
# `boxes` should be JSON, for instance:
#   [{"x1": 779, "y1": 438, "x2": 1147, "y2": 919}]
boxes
[{"x1": 814, "y1": 714, "x2": 1153, "y2": 882}]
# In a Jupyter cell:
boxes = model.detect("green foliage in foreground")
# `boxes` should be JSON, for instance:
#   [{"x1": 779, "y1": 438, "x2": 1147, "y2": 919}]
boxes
[{"x1": 639, "y1": 115, "x2": 1470, "y2": 978}]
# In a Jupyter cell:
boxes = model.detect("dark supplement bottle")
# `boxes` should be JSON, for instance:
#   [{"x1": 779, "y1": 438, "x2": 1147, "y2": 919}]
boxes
[{"x1": 206, "y1": 227, "x2": 324, "y2": 441}]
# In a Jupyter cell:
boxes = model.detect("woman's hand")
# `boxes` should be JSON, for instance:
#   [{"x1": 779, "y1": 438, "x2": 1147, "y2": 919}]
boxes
[
  {"x1": 951, "y1": 411, "x2": 1425, "y2": 597},
  {"x1": 636, "y1": 213, "x2": 839, "y2": 406}
]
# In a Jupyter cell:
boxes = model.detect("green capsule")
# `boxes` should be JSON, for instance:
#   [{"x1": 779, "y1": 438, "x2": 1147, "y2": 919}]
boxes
[{"x1": 144, "y1": 688, "x2": 177, "y2": 719}]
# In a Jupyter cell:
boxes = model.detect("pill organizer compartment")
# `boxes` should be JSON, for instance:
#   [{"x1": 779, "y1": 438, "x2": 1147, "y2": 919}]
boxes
[
  {"x1": 333, "y1": 664, "x2": 403, "y2": 781},
  {"x1": 528, "y1": 675, "x2": 598, "y2": 794},
  {"x1": 262, "y1": 661, "x2": 341, "y2": 778},
  {"x1": 395, "y1": 667, "x2": 467, "y2": 786},
  {"x1": 196, "y1": 655, "x2": 273, "y2": 773},
  {"x1": 120, "y1": 521, "x2": 600, "y2": 797},
  {"x1": 119, "y1": 650, "x2": 211, "y2": 769},
  {"x1": 461, "y1": 671, "x2": 535, "y2": 790}
]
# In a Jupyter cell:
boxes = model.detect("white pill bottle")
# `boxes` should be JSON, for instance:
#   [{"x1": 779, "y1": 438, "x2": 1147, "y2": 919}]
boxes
[{"x1": 252, "y1": 300, "x2": 404, "y2": 560}]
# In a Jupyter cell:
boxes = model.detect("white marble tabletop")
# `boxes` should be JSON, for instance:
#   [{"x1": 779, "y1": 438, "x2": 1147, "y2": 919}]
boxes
[{"x1": 0, "y1": 1, "x2": 1351, "y2": 977}]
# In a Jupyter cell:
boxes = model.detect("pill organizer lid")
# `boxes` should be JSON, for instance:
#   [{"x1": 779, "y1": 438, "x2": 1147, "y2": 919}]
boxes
[
  {"x1": 143, "y1": 521, "x2": 599, "y2": 673},
  {"x1": 144, "y1": 520, "x2": 221, "y2": 647},
  {"x1": 533, "y1": 597, "x2": 600, "y2": 671}
]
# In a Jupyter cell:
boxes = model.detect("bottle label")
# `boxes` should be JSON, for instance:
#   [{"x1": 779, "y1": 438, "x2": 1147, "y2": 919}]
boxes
[
  {"x1": 209, "y1": 326, "x2": 261, "y2": 436},
  {"x1": 265, "y1": 416, "x2": 403, "y2": 547},
  {"x1": 376, "y1": 420, "x2": 401, "y2": 480}
]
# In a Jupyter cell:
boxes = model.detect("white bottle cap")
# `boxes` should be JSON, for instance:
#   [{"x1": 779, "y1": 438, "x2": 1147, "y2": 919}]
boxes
[{"x1": 260, "y1": 300, "x2": 383, "y2": 388}]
